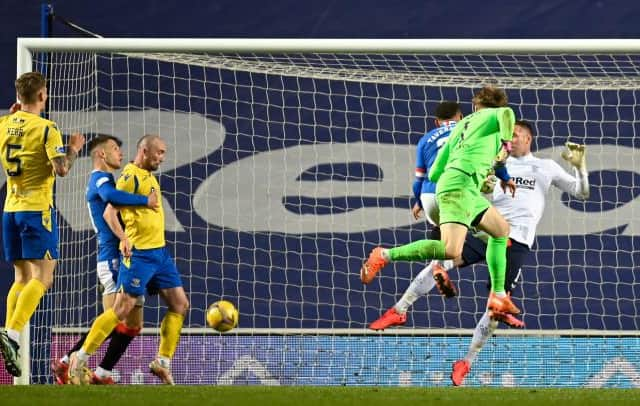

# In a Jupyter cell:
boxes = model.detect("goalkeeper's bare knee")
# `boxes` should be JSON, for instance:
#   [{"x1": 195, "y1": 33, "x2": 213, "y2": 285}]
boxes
[{"x1": 478, "y1": 207, "x2": 510, "y2": 238}]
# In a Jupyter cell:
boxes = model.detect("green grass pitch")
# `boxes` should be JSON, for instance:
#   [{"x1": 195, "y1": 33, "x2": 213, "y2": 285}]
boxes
[{"x1": 3, "y1": 386, "x2": 640, "y2": 406}]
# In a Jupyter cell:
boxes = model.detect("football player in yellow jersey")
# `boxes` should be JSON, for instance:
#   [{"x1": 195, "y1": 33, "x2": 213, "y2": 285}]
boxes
[
  {"x1": 0, "y1": 72, "x2": 85, "y2": 377},
  {"x1": 68, "y1": 134, "x2": 189, "y2": 385}
]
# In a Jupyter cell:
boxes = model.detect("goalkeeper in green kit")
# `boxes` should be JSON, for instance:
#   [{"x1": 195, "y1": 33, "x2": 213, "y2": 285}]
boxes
[{"x1": 361, "y1": 86, "x2": 521, "y2": 321}]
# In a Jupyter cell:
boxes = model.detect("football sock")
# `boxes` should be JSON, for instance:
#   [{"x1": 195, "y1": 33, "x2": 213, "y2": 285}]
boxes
[
  {"x1": 395, "y1": 262, "x2": 437, "y2": 313},
  {"x1": 464, "y1": 311, "x2": 498, "y2": 365},
  {"x1": 395, "y1": 260, "x2": 454, "y2": 313},
  {"x1": 99, "y1": 322, "x2": 139, "y2": 371},
  {"x1": 76, "y1": 349, "x2": 89, "y2": 362},
  {"x1": 486, "y1": 236, "x2": 508, "y2": 294},
  {"x1": 158, "y1": 311, "x2": 184, "y2": 359},
  {"x1": 388, "y1": 239, "x2": 446, "y2": 262},
  {"x1": 157, "y1": 356, "x2": 171, "y2": 367},
  {"x1": 95, "y1": 366, "x2": 111, "y2": 378},
  {"x1": 81, "y1": 308, "x2": 119, "y2": 355},
  {"x1": 7, "y1": 329, "x2": 19, "y2": 342},
  {"x1": 66, "y1": 332, "x2": 89, "y2": 359},
  {"x1": 5, "y1": 281, "x2": 25, "y2": 328},
  {"x1": 7, "y1": 278, "x2": 46, "y2": 332}
]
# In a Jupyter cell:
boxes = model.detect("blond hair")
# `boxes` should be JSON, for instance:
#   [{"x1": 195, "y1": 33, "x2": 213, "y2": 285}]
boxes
[
  {"x1": 472, "y1": 85, "x2": 508, "y2": 108},
  {"x1": 15, "y1": 72, "x2": 46, "y2": 104}
]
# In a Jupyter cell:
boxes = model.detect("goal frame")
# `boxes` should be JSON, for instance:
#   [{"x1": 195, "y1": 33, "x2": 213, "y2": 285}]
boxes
[{"x1": 13, "y1": 37, "x2": 640, "y2": 386}]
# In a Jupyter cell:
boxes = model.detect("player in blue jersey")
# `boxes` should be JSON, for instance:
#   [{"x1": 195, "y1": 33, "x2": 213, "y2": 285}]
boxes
[
  {"x1": 51, "y1": 134, "x2": 158, "y2": 384},
  {"x1": 365, "y1": 101, "x2": 462, "y2": 328},
  {"x1": 0, "y1": 72, "x2": 85, "y2": 377},
  {"x1": 362, "y1": 86, "x2": 521, "y2": 321},
  {"x1": 411, "y1": 101, "x2": 462, "y2": 227}
]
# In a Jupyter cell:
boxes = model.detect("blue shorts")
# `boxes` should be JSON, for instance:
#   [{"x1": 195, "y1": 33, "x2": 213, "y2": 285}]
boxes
[
  {"x1": 2, "y1": 208, "x2": 58, "y2": 261},
  {"x1": 117, "y1": 247, "x2": 182, "y2": 296},
  {"x1": 460, "y1": 235, "x2": 529, "y2": 293}
]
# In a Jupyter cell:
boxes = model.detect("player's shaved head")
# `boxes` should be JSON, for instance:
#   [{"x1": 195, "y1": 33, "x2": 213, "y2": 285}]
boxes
[
  {"x1": 472, "y1": 85, "x2": 508, "y2": 108},
  {"x1": 135, "y1": 134, "x2": 166, "y2": 171},
  {"x1": 137, "y1": 134, "x2": 161, "y2": 150}
]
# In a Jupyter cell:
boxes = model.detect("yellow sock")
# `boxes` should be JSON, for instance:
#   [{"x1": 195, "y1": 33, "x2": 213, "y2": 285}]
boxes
[
  {"x1": 158, "y1": 311, "x2": 184, "y2": 359},
  {"x1": 7, "y1": 279, "x2": 46, "y2": 331},
  {"x1": 81, "y1": 308, "x2": 120, "y2": 355},
  {"x1": 5, "y1": 282, "x2": 25, "y2": 328}
]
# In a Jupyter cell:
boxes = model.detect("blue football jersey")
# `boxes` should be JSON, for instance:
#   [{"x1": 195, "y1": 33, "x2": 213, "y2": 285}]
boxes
[
  {"x1": 87, "y1": 171, "x2": 120, "y2": 261},
  {"x1": 86, "y1": 170, "x2": 148, "y2": 261},
  {"x1": 413, "y1": 121, "x2": 457, "y2": 201}
]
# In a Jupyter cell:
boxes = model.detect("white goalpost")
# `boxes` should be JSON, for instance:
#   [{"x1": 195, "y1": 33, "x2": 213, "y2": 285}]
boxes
[{"x1": 10, "y1": 38, "x2": 640, "y2": 386}]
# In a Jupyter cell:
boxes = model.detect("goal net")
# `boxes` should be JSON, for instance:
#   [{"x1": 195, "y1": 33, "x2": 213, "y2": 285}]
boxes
[{"x1": 10, "y1": 38, "x2": 640, "y2": 387}]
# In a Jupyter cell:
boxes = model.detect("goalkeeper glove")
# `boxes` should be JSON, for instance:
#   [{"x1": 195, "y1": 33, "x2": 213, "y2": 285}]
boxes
[
  {"x1": 561, "y1": 141, "x2": 587, "y2": 171},
  {"x1": 480, "y1": 174, "x2": 497, "y2": 194},
  {"x1": 494, "y1": 140, "x2": 512, "y2": 163}
]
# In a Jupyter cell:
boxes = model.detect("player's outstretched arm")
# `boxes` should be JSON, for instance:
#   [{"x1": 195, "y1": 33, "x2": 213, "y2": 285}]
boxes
[
  {"x1": 98, "y1": 181, "x2": 159, "y2": 209},
  {"x1": 556, "y1": 141, "x2": 590, "y2": 199}
]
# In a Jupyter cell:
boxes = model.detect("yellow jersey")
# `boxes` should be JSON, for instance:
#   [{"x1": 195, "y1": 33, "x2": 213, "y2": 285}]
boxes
[
  {"x1": 116, "y1": 162, "x2": 165, "y2": 249},
  {"x1": 0, "y1": 111, "x2": 66, "y2": 212}
]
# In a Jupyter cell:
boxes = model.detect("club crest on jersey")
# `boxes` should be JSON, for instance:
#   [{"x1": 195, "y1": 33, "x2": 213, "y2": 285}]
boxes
[{"x1": 513, "y1": 176, "x2": 536, "y2": 190}]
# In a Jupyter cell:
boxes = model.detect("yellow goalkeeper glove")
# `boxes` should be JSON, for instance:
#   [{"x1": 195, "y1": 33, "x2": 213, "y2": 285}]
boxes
[
  {"x1": 480, "y1": 174, "x2": 497, "y2": 194},
  {"x1": 561, "y1": 141, "x2": 587, "y2": 171}
]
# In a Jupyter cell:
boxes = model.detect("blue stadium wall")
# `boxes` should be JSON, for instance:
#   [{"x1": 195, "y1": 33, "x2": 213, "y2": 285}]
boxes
[{"x1": 2, "y1": 0, "x2": 640, "y2": 103}]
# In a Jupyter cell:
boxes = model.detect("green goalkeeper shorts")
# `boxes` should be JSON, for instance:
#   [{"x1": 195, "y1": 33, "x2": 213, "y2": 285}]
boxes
[{"x1": 435, "y1": 168, "x2": 491, "y2": 228}]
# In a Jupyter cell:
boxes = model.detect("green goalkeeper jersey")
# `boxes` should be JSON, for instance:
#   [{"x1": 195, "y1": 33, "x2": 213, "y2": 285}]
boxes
[{"x1": 428, "y1": 106, "x2": 515, "y2": 184}]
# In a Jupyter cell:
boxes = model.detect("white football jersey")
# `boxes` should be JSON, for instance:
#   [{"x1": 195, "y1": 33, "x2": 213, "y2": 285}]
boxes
[{"x1": 491, "y1": 153, "x2": 587, "y2": 248}]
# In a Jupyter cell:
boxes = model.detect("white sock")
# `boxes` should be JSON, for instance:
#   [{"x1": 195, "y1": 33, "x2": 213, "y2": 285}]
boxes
[
  {"x1": 395, "y1": 260, "x2": 441, "y2": 313},
  {"x1": 60, "y1": 355, "x2": 69, "y2": 364},
  {"x1": 464, "y1": 311, "x2": 498, "y2": 365},
  {"x1": 76, "y1": 349, "x2": 89, "y2": 362},
  {"x1": 7, "y1": 329, "x2": 19, "y2": 343},
  {"x1": 157, "y1": 356, "x2": 171, "y2": 368},
  {"x1": 381, "y1": 249, "x2": 391, "y2": 261},
  {"x1": 95, "y1": 366, "x2": 111, "y2": 378},
  {"x1": 441, "y1": 259, "x2": 455, "y2": 270},
  {"x1": 494, "y1": 291, "x2": 507, "y2": 298}
]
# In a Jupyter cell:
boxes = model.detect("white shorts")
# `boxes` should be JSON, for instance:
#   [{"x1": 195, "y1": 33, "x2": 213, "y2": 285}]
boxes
[
  {"x1": 97, "y1": 258, "x2": 144, "y2": 306},
  {"x1": 420, "y1": 193, "x2": 439, "y2": 227},
  {"x1": 97, "y1": 258, "x2": 120, "y2": 295}
]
